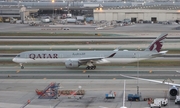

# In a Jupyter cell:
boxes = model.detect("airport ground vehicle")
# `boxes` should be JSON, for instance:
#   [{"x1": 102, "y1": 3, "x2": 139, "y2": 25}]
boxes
[
  {"x1": 150, "y1": 102, "x2": 161, "y2": 108},
  {"x1": 155, "y1": 98, "x2": 168, "y2": 106},
  {"x1": 175, "y1": 95, "x2": 180, "y2": 104},
  {"x1": 128, "y1": 94, "x2": 141, "y2": 101},
  {"x1": 150, "y1": 98, "x2": 168, "y2": 108},
  {"x1": 105, "y1": 91, "x2": 116, "y2": 99}
]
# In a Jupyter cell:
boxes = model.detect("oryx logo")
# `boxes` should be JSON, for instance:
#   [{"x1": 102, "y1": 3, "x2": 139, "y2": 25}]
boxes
[{"x1": 149, "y1": 34, "x2": 167, "y2": 52}]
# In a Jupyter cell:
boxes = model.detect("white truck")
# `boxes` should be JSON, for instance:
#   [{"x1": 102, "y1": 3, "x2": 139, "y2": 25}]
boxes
[
  {"x1": 150, "y1": 98, "x2": 168, "y2": 108},
  {"x1": 150, "y1": 101, "x2": 161, "y2": 108},
  {"x1": 175, "y1": 95, "x2": 180, "y2": 104}
]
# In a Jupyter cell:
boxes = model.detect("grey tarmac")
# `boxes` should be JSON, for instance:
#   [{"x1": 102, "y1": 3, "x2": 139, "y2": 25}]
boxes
[{"x1": 0, "y1": 79, "x2": 179, "y2": 108}]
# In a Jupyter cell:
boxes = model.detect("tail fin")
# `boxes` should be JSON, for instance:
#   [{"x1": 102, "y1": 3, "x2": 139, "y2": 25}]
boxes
[{"x1": 145, "y1": 33, "x2": 168, "y2": 52}]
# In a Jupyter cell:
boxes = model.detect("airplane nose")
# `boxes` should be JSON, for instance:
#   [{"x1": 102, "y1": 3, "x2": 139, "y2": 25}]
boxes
[{"x1": 12, "y1": 58, "x2": 16, "y2": 62}]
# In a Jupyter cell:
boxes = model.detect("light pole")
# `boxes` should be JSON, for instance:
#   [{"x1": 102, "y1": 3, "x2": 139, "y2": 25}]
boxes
[
  {"x1": 137, "y1": 53, "x2": 139, "y2": 95},
  {"x1": 52, "y1": 0, "x2": 55, "y2": 18}
]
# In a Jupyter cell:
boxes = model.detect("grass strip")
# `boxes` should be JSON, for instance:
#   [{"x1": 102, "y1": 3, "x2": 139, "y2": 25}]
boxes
[
  {"x1": 0, "y1": 33, "x2": 94, "y2": 36},
  {"x1": 0, "y1": 41, "x2": 146, "y2": 45}
]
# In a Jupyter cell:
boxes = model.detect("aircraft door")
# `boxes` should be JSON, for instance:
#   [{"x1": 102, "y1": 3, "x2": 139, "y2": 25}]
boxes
[{"x1": 133, "y1": 53, "x2": 136, "y2": 58}]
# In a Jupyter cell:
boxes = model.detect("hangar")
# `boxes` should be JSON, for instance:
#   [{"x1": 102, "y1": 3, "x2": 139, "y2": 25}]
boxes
[{"x1": 94, "y1": 5, "x2": 180, "y2": 22}]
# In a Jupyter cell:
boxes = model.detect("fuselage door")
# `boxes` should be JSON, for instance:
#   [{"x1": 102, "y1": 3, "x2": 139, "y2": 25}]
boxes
[{"x1": 133, "y1": 53, "x2": 136, "y2": 58}]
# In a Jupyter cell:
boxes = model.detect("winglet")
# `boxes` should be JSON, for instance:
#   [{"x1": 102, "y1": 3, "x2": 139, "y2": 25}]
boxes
[
  {"x1": 145, "y1": 33, "x2": 168, "y2": 52},
  {"x1": 113, "y1": 47, "x2": 120, "y2": 52}
]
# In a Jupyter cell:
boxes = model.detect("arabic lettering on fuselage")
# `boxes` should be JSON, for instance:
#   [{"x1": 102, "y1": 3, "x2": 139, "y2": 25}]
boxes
[
  {"x1": 73, "y1": 53, "x2": 85, "y2": 55},
  {"x1": 29, "y1": 53, "x2": 58, "y2": 59}
]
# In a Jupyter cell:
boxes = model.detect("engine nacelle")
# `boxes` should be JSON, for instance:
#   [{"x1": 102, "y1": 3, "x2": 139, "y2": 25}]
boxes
[
  {"x1": 65, "y1": 59, "x2": 79, "y2": 68},
  {"x1": 169, "y1": 86, "x2": 179, "y2": 97}
]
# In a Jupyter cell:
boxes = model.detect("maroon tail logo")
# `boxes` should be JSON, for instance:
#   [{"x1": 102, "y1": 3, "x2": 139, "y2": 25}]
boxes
[{"x1": 149, "y1": 34, "x2": 167, "y2": 52}]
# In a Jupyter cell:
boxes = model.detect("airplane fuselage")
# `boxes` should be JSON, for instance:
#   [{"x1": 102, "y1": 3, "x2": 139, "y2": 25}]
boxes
[{"x1": 13, "y1": 50, "x2": 155, "y2": 64}]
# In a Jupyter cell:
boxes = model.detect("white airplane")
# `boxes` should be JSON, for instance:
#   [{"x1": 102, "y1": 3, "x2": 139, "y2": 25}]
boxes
[
  {"x1": 120, "y1": 74, "x2": 180, "y2": 99},
  {"x1": 12, "y1": 33, "x2": 168, "y2": 69}
]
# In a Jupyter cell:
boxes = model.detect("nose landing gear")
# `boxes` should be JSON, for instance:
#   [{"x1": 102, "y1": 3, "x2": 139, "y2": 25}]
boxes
[{"x1": 20, "y1": 63, "x2": 24, "y2": 69}]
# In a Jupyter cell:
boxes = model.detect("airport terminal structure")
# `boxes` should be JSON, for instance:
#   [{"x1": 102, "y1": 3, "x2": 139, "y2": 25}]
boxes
[{"x1": 1, "y1": 0, "x2": 180, "y2": 22}]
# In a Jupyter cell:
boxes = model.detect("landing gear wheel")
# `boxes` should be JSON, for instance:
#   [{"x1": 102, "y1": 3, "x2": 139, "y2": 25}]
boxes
[
  {"x1": 19, "y1": 63, "x2": 24, "y2": 69},
  {"x1": 21, "y1": 66, "x2": 24, "y2": 69},
  {"x1": 86, "y1": 66, "x2": 96, "y2": 70},
  {"x1": 86, "y1": 66, "x2": 90, "y2": 70},
  {"x1": 90, "y1": 66, "x2": 94, "y2": 70}
]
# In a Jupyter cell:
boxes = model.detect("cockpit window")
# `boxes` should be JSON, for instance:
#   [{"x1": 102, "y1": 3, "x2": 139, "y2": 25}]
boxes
[{"x1": 17, "y1": 55, "x2": 20, "y2": 57}]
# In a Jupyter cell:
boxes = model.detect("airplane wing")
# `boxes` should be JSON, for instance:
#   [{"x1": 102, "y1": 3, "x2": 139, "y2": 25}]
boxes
[
  {"x1": 120, "y1": 74, "x2": 180, "y2": 87},
  {"x1": 79, "y1": 52, "x2": 116, "y2": 62},
  {"x1": 79, "y1": 57, "x2": 104, "y2": 61}
]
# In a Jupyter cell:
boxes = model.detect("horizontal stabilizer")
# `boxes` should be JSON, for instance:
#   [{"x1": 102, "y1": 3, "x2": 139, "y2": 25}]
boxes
[
  {"x1": 151, "y1": 50, "x2": 168, "y2": 57},
  {"x1": 159, "y1": 50, "x2": 168, "y2": 54}
]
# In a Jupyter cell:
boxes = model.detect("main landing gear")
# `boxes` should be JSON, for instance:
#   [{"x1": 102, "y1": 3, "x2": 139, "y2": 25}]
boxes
[
  {"x1": 86, "y1": 61, "x2": 96, "y2": 70},
  {"x1": 20, "y1": 63, "x2": 24, "y2": 69},
  {"x1": 86, "y1": 65, "x2": 96, "y2": 70}
]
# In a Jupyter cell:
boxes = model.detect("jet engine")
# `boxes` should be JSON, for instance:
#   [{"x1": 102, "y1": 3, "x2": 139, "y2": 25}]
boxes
[
  {"x1": 169, "y1": 86, "x2": 179, "y2": 97},
  {"x1": 65, "y1": 59, "x2": 80, "y2": 68}
]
